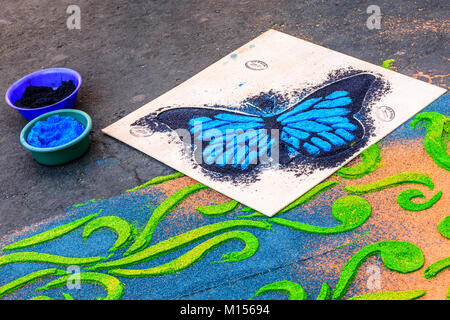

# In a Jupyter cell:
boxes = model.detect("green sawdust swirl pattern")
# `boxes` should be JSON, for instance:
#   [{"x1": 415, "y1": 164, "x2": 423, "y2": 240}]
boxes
[
  {"x1": 2, "y1": 211, "x2": 101, "y2": 252},
  {"x1": 396, "y1": 189, "x2": 443, "y2": 211},
  {"x1": 348, "y1": 290, "x2": 426, "y2": 300},
  {"x1": 83, "y1": 216, "x2": 135, "y2": 252},
  {"x1": 0, "y1": 252, "x2": 111, "y2": 268},
  {"x1": 30, "y1": 296, "x2": 56, "y2": 300},
  {"x1": 437, "y1": 216, "x2": 450, "y2": 239},
  {"x1": 381, "y1": 59, "x2": 395, "y2": 70},
  {"x1": 344, "y1": 172, "x2": 435, "y2": 194},
  {"x1": 410, "y1": 112, "x2": 450, "y2": 171},
  {"x1": 251, "y1": 280, "x2": 307, "y2": 300},
  {"x1": 0, "y1": 268, "x2": 67, "y2": 299},
  {"x1": 62, "y1": 293, "x2": 75, "y2": 300},
  {"x1": 344, "y1": 172, "x2": 442, "y2": 212},
  {"x1": 30, "y1": 293, "x2": 75, "y2": 300},
  {"x1": 252, "y1": 281, "x2": 333, "y2": 300},
  {"x1": 73, "y1": 199, "x2": 102, "y2": 208},
  {"x1": 109, "y1": 231, "x2": 259, "y2": 277},
  {"x1": 316, "y1": 283, "x2": 331, "y2": 300},
  {"x1": 336, "y1": 144, "x2": 382, "y2": 179},
  {"x1": 270, "y1": 195, "x2": 371, "y2": 234},
  {"x1": 126, "y1": 172, "x2": 185, "y2": 192},
  {"x1": 90, "y1": 219, "x2": 271, "y2": 270},
  {"x1": 423, "y1": 216, "x2": 450, "y2": 280},
  {"x1": 126, "y1": 182, "x2": 209, "y2": 255},
  {"x1": 332, "y1": 241, "x2": 425, "y2": 300},
  {"x1": 37, "y1": 272, "x2": 124, "y2": 300},
  {"x1": 251, "y1": 280, "x2": 425, "y2": 300},
  {"x1": 197, "y1": 200, "x2": 240, "y2": 216},
  {"x1": 424, "y1": 257, "x2": 450, "y2": 279}
]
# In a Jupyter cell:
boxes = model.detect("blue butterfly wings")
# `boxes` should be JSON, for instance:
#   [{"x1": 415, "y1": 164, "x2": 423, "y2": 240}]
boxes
[
  {"x1": 276, "y1": 91, "x2": 357, "y2": 157},
  {"x1": 188, "y1": 116, "x2": 272, "y2": 170},
  {"x1": 152, "y1": 73, "x2": 376, "y2": 171}
]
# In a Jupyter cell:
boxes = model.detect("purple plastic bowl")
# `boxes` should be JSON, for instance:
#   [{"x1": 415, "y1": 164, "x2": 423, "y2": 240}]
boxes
[{"x1": 5, "y1": 68, "x2": 82, "y2": 121}]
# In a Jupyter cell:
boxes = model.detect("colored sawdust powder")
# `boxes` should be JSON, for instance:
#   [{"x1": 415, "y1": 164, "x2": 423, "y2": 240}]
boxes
[
  {"x1": 15, "y1": 81, "x2": 76, "y2": 109},
  {"x1": 27, "y1": 115, "x2": 85, "y2": 148}
]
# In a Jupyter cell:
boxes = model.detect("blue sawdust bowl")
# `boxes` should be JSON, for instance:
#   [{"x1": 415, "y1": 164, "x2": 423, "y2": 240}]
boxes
[{"x1": 20, "y1": 109, "x2": 92, "y2": 166}]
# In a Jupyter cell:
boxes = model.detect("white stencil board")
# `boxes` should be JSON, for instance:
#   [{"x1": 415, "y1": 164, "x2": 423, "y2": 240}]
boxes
[{"x1": 103, "y1": 29, "x2": 446, "y2": 216}]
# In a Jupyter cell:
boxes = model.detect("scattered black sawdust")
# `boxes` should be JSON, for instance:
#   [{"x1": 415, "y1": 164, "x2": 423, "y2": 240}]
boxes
[{"x1": 14, "y1": 80, "x2": 76, "y2": 109}]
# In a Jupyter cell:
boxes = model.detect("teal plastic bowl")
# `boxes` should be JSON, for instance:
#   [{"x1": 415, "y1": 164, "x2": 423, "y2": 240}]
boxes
[{"x1": 20, "y1": 109, "x2": 92, "y2": 165}]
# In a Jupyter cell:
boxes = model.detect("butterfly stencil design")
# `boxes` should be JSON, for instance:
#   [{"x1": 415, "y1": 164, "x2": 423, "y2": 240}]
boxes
[{"x1": 131, "y1": 73, "x2": 376, "y2": 172}]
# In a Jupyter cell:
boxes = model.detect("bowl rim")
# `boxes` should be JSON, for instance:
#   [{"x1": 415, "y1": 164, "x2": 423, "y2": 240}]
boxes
[
  {"x1": 20, "y1": 109, "x2": 92, "y2": 153},
  {"x1": 5, "y1": 68, "x2": 82, "y2": 112}
]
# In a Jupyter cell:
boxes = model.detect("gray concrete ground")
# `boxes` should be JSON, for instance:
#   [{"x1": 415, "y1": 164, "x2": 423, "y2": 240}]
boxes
[{"x1": 0, "y1": 0, "x2": 448, "y2": 236}]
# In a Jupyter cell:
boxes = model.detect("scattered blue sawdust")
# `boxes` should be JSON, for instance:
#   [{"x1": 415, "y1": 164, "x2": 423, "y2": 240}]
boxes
[{"x1": 27, "y1": 115, "x2": 85, "y2": 148}]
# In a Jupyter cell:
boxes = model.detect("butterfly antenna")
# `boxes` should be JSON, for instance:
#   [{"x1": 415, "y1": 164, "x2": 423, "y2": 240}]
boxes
[
  {"x1": 243, "y1": 101, "x2": 265, "y2": 113},
  {"x1": 270, "y1": 94, "x2": 278, "y2": 109}
]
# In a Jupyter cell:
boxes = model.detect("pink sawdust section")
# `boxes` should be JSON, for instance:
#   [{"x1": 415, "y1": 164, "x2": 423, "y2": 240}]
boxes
[
  {"x1": 340, "y1": 139, "x2": 449, "y2": 300},
  {"x1": 152, "y1": 139, "x2": 448, "y2": 300}
]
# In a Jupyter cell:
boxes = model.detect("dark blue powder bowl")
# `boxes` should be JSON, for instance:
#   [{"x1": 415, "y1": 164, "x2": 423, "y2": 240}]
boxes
[
  {"x1": 20, "y1": 109, "x2": 92, "y2": 166},
  {"x1": 5, "y1": 68, "x2": 82, "y2": 121}
]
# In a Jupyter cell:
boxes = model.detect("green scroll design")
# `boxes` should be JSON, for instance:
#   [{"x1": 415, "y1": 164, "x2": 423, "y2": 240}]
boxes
[
  {"x1": 90, "y1": 219, "x2": 271, "y2": 271},
  {"x1": 424, "y1": 257, "x2": 450, "y2": 280},
  {"x1": 344, "y1": 172, "x2": 435, "y2": 195},
  {"x1": 332, "y1": 241, "x2": 425, "y2": 300},
  {"x1": 396, "y1": 189, "x2": 443, "y2": 211},
  {"x1": 2, "y1": 211, "x2": 101, "y2": 252},
  {"x1": 109, "y1": 231, "x2": 259, "y2": 277},
  {"x1": 344, "y1": 172, "x2": 442, "y2": 212},
  {"x1": 381, "y1": 59, "x2": 395, "y2": 70},
  {"x1": 270, "y1": 195, "x2": 371, "y2": 234},
  {"x1": 438, "y1": 216, "x2": 450, "y2": 239},
  {"x1": 410, "y1": 112, "x2": 450, "y2": 171},
  {"x1": 0, "y1": 268, "x2": 68, "y2": 299},
  {"x1": 83, "y1": 216, "x2": 135, "y2": 252},
  {"x1": 197, "y1": 200, "x2": 240, "y2": 217},
  {"x1": 423, "y1": 216, "x2": 450, "y2": 281},
  {"x1": 336, "y1": 144, "x2": 382, "y2": 179},
  {"x1": 30, "y1": 296, "x2": 55, "y2": 300},
  {"x1": 126, "y1": 172, "x2": 185, "y2": 192},
  {"x1": 37, "y1": 272, "x2": 124, "y2": 300},
  {"x1": 0, "y1": 252, "x2": 111, "y2": 268},
  {"x1": 347, "y1": 290, "x2": 426, "y2": 300},
  {"x1": 251, "y1": 280, "x2": 307, "y2": 300},
  {"x1": 126, "y1": 183, "x2": 209, "y2": 255},
  {"x1": 250, "y1": 282, "x2": 330, "y2": 300}
]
